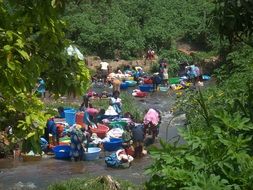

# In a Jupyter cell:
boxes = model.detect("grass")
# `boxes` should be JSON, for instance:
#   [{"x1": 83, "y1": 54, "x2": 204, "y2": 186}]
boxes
[{"x1": 48, "y1": 176, "x2": 140, "y2": 190}]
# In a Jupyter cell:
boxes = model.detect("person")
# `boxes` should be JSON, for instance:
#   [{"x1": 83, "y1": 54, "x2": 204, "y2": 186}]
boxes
[
  {"x1": 163, "y1": 64, "x2": 169, "y2": 86},
  {"x1": 44, "y1": 107, "x2": 65, "y2": 146},
  {"x1": 69, "y1": 127, "x2": 89, "y2": 161},
  {"x1": 79, "y1": 94, "x2": 90, "y2": 112},
  {"x1": 143, "y1": 108, "x2": 161, "y2": 141},
  {"x1": 152, "y1": 73, "x2": 161, "y2": 92},
  {"x1": 131, "y1": 123, "x2": 145, "y2": 158},
  {"x1": 36, "y1": 78, "x2": 46, "y2": 98},
  {"x1": 83, "y1": 105, "x2": 99, "y2": 129},
  {"x1": 112, "y1": 77, "x2": 121, "y2": 92},
  {"x1": 116, "y1": 67, "x2": 123, "y2": 74},
  {"x1": 95, "y1": 109, "x2": 106, "y2": 124},
  {"x1": 100, "y1": 61, "x2": 109, "y2": 84},
  {"x1": 110, "y1": 91, "x2": 122, "y2": 115},
  {"x1": 159, "y1": 62, "x2": 165, "y2": 84}
]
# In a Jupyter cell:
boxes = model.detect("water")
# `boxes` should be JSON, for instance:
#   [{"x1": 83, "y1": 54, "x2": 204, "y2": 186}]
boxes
[{"x1": 0, "y1": 86, "x2": 187, "y2": 190}]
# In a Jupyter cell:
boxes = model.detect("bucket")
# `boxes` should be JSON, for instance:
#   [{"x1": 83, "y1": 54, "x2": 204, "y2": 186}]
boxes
[
  {"x1": 83, "y1": 147, "x2": 101, "y2": 161},
  {"x1": 120, "y1": 82, "x2": 129, "y2": 90},
  {"x1": 64, "y1": 109, "x2": 76, "y2": 126}
]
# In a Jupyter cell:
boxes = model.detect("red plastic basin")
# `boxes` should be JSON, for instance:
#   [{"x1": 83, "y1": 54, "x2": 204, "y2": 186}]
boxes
[{"x1": 91, "y1": 124, "x2": 109, "y2": 138}]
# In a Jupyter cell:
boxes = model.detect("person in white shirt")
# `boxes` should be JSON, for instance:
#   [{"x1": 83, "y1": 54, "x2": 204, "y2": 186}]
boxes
[{"x1": 100, "y1": 61, "x2": 109, "y2": 84}]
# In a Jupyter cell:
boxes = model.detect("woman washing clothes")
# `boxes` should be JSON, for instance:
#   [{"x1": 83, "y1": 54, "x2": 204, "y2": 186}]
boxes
[
  {"x1": 109, "y1": 90, "x2": 122, "y2": 115},
  {"x1": 143, "y1": 108, "x2": 161, "y2": 141},
  {"x1": 69, "y1": 126, "x2": 89, "y2": 161}
]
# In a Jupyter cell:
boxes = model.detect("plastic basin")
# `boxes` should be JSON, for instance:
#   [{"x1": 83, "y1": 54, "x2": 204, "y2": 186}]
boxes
[
  {"x1": 83, "y1": 147, "x2": 101, "y2": 161},
  {"x1": 53, "y1": 145, "x2": 71, "y2": 159},
  {"x1": 169, "y1": 77, "x2": 180, "y2": 84},
  {"x1": 109, "y1": 121, "x2": 128, "y2": 129},
  {"x1": 120, "y1": 82, "x2": 129, "y2": 90},
  {"x1": 139, "y1": 84, "x2": 153, "y2": 92},
  {"x1": 144, "y1": 78, "x2": 153, "y2": 84},
  {"x1": 159, "y1": 86, "x2": 169, "y2": 92},
  {"x1": 64, "y1": 109, "x2": 76, "y2": 126},
  {"x1": 91, "y1": 124, "x2": 109, "y2": 138},
  {"x1": 125, "y1": 80, "x2": 137, "y2": 87},
  {"x1": 103, "y1": 138, "x2": 123, "y2": 152}
]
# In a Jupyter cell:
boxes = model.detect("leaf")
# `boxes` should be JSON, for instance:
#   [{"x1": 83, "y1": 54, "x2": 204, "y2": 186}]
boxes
[
  {"x1": 17, "y1": 49, "x2": 30, "y2": 60},
  {"x1": 7, "y1": 61, "x2": 16, "y2": 71}
]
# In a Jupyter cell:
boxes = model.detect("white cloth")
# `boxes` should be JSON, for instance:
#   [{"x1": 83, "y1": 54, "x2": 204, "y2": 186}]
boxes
[
  {"x1": 105, "y1": 106, "x2": 118, "y2": 116},
  {"x1": 107, "y1": 128, "x2": 124, "y2": 138},
  {"x1": 100, "y1": 62, "x2": 109, "y2": 70},
  {"x1": 66, "y1": 45, "x2": 84, "y2": 60}
]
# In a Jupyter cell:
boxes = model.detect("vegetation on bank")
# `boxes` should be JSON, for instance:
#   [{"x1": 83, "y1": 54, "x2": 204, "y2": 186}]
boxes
[{"x1": 48, "y1": 175, "x2": 139, "y2": 190}]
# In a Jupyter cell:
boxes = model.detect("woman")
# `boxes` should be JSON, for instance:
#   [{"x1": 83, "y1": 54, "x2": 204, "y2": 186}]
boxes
[
  {"x1": 70, "y1": 127, "x2": 89, "y2": 161},
  {"x1": 143, "y1": 108, "x2": 161, "y2": 141},
  {"x1": 163, "y1": 64, "x2": 169, "y2": 86},
  {"x1": 110, "y1": 90, "x2": 122, "y2": 115}
]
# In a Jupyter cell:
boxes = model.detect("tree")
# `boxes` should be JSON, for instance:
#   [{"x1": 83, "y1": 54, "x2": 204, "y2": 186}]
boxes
[
  {"x1": 0, "y1": 0, "x2": 90, "y2": 153},
  {"x1": 213, "y1": 0, "x2": 253, "y2": 47}
]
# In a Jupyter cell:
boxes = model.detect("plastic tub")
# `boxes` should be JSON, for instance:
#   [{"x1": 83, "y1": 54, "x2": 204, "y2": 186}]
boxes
[
  {"x1": 64, "y1": 109, "x2": 76, "y2": 126},
  {"x1": 159, "y1": 86, "x2": 169, "y2": 92},
  {"x1": 83, "y1": 147, "x2": 101, "y2": 161},
  {"x1": 133, "y1": 91, "x2": 148, "y2": 98},
  {"x1": 120, "y1": 82, "x2": 129, "y2": 90},
  {"x1": 139, "y1": 84, "x2": 153, "y2": 92},
  {"x1": 76, "y1": 112, "x2": 84, "y2": 126},
  {"x1": 90, "y1": 124, "x2": 109, "y2": 138},
  {"x1": 144, "y1": 78, "x2": 153, "y2": 84},
  {"x1": 109, "y1": 121, "x2": 128, "y2": 129},
  {"x1": 169, "y1": 77, "x2": 180, "y2": 84},
  {"x1": 103, "y1": 138, "x2": 123, "y2": 152},
  {"x1": 53, "y1": 145, "x2": 71, "y2": 159},
  {"x1": 125, "y1": 80, "x2": 137, "y2": 87}
]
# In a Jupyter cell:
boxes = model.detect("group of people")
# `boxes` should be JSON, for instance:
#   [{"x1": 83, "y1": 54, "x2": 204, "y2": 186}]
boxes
[{"x1": 44, "y1": 89, "x2": 162, "y2": 162}]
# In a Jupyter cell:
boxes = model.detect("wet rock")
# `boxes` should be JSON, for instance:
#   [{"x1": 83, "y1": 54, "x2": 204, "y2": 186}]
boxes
[{"x1": 13, "y1": 182, "x2": 37, "y2": 190}]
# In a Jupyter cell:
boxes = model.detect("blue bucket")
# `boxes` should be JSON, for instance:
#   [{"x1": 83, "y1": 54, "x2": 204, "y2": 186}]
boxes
[
  {"x1": 83, "y1": 147, "x2": 101, "y2": 161},
  {"x1": 103, "y1": 138, "x2": 122, "y2": 152},
  {"x1": 53, "y1": 145, "x2": 71, "y2": 159},
  {"x1": 64, "y1": 109, "x2": 76, "y2": 126},
  {"x1": 120, "y1": 82, "x2": 129, "y2": 90}
]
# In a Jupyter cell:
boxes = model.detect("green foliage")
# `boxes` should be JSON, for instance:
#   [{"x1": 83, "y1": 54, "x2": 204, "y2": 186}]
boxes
[
  {"x1": 63, "y1": 0, "x2": 215, "y2": 59},
  {"x1": 213, "y1": 0, "x2": 253, "y2": 46},
  {"x1": 48, "y1": 176, "x2": 139, "y2": 190},
  {"x1": 159, "y1": 49, "x2": 193, "y2": 77},
  {"x1": 146, "y1": 46, "x2": 253, "y2": 189},
  {"x1": 0, "y1": 0, "x2": 90, "y2": 153}
]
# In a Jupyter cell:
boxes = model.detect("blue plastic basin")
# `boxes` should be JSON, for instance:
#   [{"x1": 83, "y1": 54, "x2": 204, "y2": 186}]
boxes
[
  {"x1": 139, "y1": 84, "x2": 153, "y2": 92},
  {"x1": 83, "y1": 147, "x2": 101, "y2": 161},
  {"x1": 53, "y1": 145, "x2": 71, "y2": 159},
  {"x1": 103, "y1": 138, "x2": 123, "y2": 152},
  {"x1": 64, "y1": 109, "x2": 76, "y2": 126}
]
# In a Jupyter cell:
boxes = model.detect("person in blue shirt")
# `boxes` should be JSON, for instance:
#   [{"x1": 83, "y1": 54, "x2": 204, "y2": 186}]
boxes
[
  {"x1": 44, "y1": 107, "x2": 64, "y2": 146},
  {"x1": 36, "y1": 78, "x2": 46, "y2": 98}
]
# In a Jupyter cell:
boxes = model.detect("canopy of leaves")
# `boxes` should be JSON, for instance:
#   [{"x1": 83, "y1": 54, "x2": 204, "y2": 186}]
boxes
[
  {"x1": 146, "y1": 45, "x2": 253, "y2": 189},
  {"x1": 63, "y1": 0, "x2": 215, "y2": 59},
  {"x1": 0, "y1": 0, "x2": 90, "y2": 153}
]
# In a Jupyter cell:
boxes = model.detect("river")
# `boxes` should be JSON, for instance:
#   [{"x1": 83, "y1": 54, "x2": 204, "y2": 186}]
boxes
[{"x1": 0, "y1": 87, "x2": 186, "y2": 190}]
